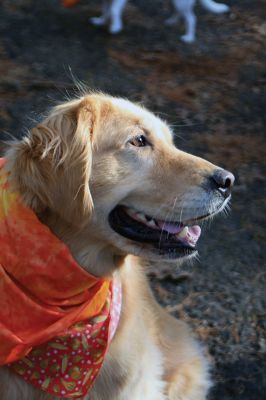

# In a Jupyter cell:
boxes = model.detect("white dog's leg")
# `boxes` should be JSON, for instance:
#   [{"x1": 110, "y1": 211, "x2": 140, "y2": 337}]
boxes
[
  {"x1": 172, "y1": 0, "x2": 196, "y2": 43},
  {"x1": 181, "y1": 9, "x2": 196, "y2": 43},
  {"x1": 109, "y1": 0, "x2": 128, "y2": 34},
  {"x1": 90, "y1": 0, "x2": 110, "y2": 26}
]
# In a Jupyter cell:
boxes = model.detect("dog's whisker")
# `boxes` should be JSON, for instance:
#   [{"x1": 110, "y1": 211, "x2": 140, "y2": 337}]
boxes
[{"x1": 165, "y1": 197, "x2": 178, "y2": 241}]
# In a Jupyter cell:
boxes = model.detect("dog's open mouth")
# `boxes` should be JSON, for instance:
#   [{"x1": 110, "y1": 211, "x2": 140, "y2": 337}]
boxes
[{"x1": 108, "y1": 205, "x2": 202, "y2": 258}]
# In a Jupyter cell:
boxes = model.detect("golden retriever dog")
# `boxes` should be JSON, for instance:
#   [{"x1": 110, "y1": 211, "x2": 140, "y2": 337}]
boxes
[{"x1": 0, "y1": 93, "x2": 234, "y2": 400}]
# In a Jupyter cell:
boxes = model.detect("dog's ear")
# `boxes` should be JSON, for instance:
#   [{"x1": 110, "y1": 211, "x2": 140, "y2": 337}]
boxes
[{"x1": 8, "y1": 98, "x2": 99, "y2": 225}]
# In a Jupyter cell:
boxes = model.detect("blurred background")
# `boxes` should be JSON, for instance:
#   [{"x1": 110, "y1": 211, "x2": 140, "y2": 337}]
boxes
[{"x1": 0, "y1": 0, "x2": 265, "y2": 398}]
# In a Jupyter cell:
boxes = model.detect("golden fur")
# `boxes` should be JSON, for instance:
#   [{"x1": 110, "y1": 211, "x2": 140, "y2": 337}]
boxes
[{"x1": 0, "y1": 93, "x2": 228, "y2": 400}]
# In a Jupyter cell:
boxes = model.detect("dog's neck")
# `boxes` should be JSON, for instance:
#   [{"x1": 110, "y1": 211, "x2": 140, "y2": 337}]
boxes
[{"x1": 38, "y1": 209, "x2": 126, "y2": 278}]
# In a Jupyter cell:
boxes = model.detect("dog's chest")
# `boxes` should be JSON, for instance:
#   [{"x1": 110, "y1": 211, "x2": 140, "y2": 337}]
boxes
[{"x1": 89, "y1": 312, "x2": 167, "y2": 400}]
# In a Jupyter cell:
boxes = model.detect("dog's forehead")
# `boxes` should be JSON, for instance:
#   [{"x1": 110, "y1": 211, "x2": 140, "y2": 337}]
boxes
[{"x1": 110, "y1": 98, "x2": 173, "y2": 143}]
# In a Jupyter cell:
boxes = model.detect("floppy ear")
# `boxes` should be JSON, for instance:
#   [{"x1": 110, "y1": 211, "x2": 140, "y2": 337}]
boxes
[{"x1": 7, "y1": 98, "x2": 98, "y2": 225}]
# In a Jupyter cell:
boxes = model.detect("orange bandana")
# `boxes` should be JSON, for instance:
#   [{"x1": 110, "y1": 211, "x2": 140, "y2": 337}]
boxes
[
  {"x1": 0, "y1": 158, "x2": 121, "y2": 398},
  {"x1": 63, "y1": 0, "x2": 80, "y2": 7}
]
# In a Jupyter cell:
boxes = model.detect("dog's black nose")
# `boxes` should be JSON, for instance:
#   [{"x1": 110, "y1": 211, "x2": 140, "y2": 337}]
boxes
[{"x1": 211, "y1": 169, "x2": 235, "y2": 197}]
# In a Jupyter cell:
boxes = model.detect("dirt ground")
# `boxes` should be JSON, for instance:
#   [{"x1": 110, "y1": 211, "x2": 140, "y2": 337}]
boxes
[{"x1": 0, "y1": 0, "x2": 265, "y2": 399}]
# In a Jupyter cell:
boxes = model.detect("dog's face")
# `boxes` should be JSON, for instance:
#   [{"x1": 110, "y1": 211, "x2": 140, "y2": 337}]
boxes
[{"x1": 10, "y1": 94, "x2": 234, "y2": 263}]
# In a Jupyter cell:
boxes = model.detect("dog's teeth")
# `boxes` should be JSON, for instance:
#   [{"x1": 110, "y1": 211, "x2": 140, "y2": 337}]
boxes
[
  {"x1": 177, "y1": 226, "x2": 188, "y2": 238},
  {"x1": 126, "y1": 208, "x2": 157, "y2": 227},
  {"x1": 136, "y1": 212, "x2": 147, "y2": 223},
  {"x1": 146, "y1": 219, "x2": 156, "y2": 228}
]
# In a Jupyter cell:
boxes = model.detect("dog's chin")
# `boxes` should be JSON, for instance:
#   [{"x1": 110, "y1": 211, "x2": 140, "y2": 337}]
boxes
[
  {"x1": 107, "y1": 234, "x2": 198, "y2": 263},
  {"x1": 108, "y1": 205, "x2": 200, "y2": 262},
  {"x1": 131, "y1": 246, "x2": 198, "y2": 264}
]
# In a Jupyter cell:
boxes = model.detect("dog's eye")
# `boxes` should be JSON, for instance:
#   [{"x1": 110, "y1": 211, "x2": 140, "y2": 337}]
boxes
[{"x1": 129, "y1": 135, "x2": 148, "y2": 147}]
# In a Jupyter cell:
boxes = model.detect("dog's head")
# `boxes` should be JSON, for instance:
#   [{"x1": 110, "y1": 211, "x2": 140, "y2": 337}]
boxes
[{"x1": 7, "y1": 94, "x2": 234, "y2": 263}]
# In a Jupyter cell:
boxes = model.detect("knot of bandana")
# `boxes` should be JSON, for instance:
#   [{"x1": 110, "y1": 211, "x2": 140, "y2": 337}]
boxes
[{"x1": 0, "y1": 158, "x2": 122, "y2": 398}]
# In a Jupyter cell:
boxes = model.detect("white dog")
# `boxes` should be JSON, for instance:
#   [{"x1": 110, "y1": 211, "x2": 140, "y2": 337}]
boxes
[{"x1": 90, "y1": 0, "x2": 230, "y2": 42}]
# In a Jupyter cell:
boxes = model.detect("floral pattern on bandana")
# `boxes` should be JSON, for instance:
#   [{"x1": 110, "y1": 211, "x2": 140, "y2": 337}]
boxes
[{"x1": 9, "y1": 280, "x2": 122, "y2": 399}]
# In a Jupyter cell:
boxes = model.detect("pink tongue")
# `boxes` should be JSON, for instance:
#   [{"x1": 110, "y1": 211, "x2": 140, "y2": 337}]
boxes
[
  {"x1": 158, "y1": 221, "x2": 201, "y2": 245},
  {"x1": 180, "y1": 225, "x2": 201, "y2": 246},
  {"x1": 157, "y1": 221, "x2": 183, "y2": 234},
  {"x1": 186, "y1": 226, "x2": 201, "y2": 242}
]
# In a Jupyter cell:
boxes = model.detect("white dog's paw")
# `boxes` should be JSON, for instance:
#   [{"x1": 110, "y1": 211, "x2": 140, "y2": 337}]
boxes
[
  {"x1": 165, "y1": 15, "x2": 179, "y2": 26},
  {"x1": 180, "y1": 34, "x2": 195, "y2": 43},
  {"x1": 213, "y1": 4, "x2": 230, "y2": 14},
  {"x1": 109, "y1": 21, "x2": 123, "y2": 34},
  {"x1": 90, "y1": 16, "x2": 106, "y2": 26}
]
